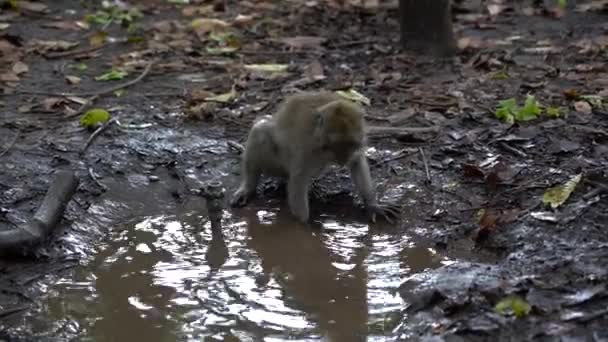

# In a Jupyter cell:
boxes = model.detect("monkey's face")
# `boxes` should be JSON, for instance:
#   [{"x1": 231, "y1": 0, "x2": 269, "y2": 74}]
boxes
[{"x1": 322, "y1": 137, "x2": 362, "y2": 164}]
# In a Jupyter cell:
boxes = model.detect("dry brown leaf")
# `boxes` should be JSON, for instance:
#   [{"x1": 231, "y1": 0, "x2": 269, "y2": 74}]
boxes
[
  {"x1": 16, "y1": 1, "x2": 49, "y2": 13},
  {"x1": 11, "y1": 61, "x2": 28, "y2": 75},
  {"x1": 28, "y1": 39, "x2": 79, "y2": 54},
  {"x1": 188, "y1": 88, "x2": 215, "y2": 101},
  {"x1": 487, "y1": 4, "x2": 506, "y2": 16},
  {"x1": 574, "y1": 101, "x2": 592, "y2": 114},
  {"x1": 182, "y1": 5, "x2": 214, "y2": 17},
  {"x1": 463, "y1": 163, "x2": 485, "y2": 178},
  {"x1": 307, "y1": 60, "x2": 325, "y2": 81},
  {"x1": 42, "y1": 21, "x2": 82, "y2": 31},
  {"x1": 191, "y1": 18, "x2": 230, "y2": 35},
  {"x1": 574, "y1": 100, "x2": 593, "y2": 113},
  {"x1": 457, "y1": 36, "x2": 483, "y2": 50},
  {"x1": 42, "y1": 97, "x2": 66, "y2": 111},
  {"x1": 0, "y1": 72, "x2": 19, "y2": 82},
  {"x1": 65, "y1": 75, "x2": 81, "y2": 85},
  {"x1": 233, "y1": 14, "x2": 254, "y2": 26},
  {"x1": 277, "y1": 36, "x2": 326, "y2": 49}
]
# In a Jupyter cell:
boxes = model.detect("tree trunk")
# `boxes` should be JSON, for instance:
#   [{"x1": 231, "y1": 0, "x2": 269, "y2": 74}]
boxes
[{"x1": 399, "y1": 0, "x2": 457, "y2": 56}]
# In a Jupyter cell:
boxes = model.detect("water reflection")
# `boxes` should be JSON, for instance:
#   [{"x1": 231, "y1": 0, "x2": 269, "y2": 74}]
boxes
[
  {"x1": 31, "y1": 206, "x2": 448, "y2": 341},
  {"x1": 243, "y1": 208, "x2": 369, "y2": 341}
]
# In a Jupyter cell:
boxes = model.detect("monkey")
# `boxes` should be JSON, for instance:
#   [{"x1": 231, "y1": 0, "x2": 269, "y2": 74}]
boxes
[{"x1": 230, "y1": 91, "x2": 402, "y2": 224}]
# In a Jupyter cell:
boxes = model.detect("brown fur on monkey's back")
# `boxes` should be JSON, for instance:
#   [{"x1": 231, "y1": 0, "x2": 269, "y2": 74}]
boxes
[{"x1": 273, "y1": 91, "x2": 352, "y2": 139}]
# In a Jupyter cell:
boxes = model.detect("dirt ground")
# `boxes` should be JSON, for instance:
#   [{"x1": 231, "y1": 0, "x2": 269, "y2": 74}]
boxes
[{"x1": 1, "y1": 0, "x2": 607, "y2": 341}]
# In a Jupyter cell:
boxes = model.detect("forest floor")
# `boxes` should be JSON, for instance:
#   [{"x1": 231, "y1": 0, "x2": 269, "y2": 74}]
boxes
[{"x1": 0, "y1": 0, "x2": 607, "y2": 341}]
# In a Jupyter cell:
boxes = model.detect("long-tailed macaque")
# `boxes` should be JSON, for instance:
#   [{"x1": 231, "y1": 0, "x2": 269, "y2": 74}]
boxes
[{"x1": 230, "y1": 91, "x2": 401, "y2": 223}]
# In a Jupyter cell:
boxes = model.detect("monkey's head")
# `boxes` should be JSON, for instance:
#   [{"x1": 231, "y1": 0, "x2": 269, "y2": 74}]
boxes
[{"x1": 314, "y1": 99, "x2": 366, "y2": 165}]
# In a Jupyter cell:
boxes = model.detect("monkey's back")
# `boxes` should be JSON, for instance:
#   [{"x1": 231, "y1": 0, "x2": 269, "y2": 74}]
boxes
[{"x1": 273, "y1": 91, "x2": 343, "y2": 138}]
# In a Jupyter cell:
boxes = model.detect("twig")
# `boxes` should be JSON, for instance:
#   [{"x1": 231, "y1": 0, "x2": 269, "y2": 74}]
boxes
[
  {"x1": 0, "y1": 129, "x2": 20, "y2": 158},
  {"x1": 419, "y1": 147, "x2": 431, "y2": 184},
  {"x1": 329, "y1": 39, "x2": 373, "y2": 49},
  {"x1": 0, "y1": 305, "x2": 28, "y2": 319},
  {"x1": 80, "y1": 118, "x2": 116, "y2": 155},
  {"x1": 65, "y1": 62, "x2": 154, "y2": 118},
  {"x1": 499, "y1": 142, "x2": 527, "y2": 158},
  {"x1": 45, "y1": 43, "x2": 107, "y2": 59},
  {"x1": 88, "y1": 167, "x2": 108, "y2": 192}
]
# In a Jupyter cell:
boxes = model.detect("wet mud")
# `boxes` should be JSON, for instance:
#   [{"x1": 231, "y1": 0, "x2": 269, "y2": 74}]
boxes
[{"x1": 1, "y1": 0, "x2": 608, "y2": 341}]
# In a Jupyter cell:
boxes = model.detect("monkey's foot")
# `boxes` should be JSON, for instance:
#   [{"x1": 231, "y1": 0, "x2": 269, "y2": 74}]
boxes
[{"x1": 367, "y1": 202, "x2": 402, "y2": 224}]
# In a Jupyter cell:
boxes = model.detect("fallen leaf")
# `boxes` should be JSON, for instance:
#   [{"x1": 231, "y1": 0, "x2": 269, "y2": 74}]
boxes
[
  {"x1": 205, "y1": 86, "x2": 237, "y2": 103},
  {"x1": 191, "y1": 18, "x2": 230, "y2": 35},
  {"x1": 563, "y1": 88, "x2": 579, "y2": 100},
  {"x1": 0, "y1": 23, "x2": 9, "y2": 30},
  {"x1": 65, "y1": 75, "x2": 81, "y2": 85},
  {"x1": 335, "y1": 89, "x2": 371, "y2": 106},
  {"x1": 243, "y1": 64, "x2": 289, "y2": 72},
  {"x1": 206, "y1": 46, "x2": 239, "y2": 55},
  {"x1": 0, "y1": 72, "x2": 19, "y2": 82},
  {"x1": 233, "y1": 14, "x2": 254, "y2": 26},
  {"x1": 277, "y1": 36, "x2": 326, "y2": 49},
  {"x1": 542, "y1": 174, "x2": 582, "y2": 209},
  {"x1": 462, "y1": 163, "x2": 485, "y2": 178},
  {"x1": 188, "y1": 88, "x2": 215, "y2": 101},
  {"x1": 89, "y1": 30, "x2": 108, "y2": 47},
  {"x1": 28, "y1": 39, "x2": 79, "y2": 54},
  {"x1": 11, "y1": 61, "x2": 28, "y2": 75},
  {"x1": 495, "y1": 296, "x2": 532, "y2": 318},
  {"x1": 42, "y1": 21, "x2": 82, "y2": 31},
  {"x1": 42, "y1": 97, "x2": 66, "y2": 111},
  {"x1": 182, "y1": 5, "x2": 214, "y2": 17},
  {"x1": 80, "y1": 108, "x2": 111, "y2": 129},
  {"x1": 307, "y1": 60, "x2": 325, "y2": 81},
  {"x1": 15, "y1": 1, "x2": 49, "y2": 13},
  {"x1": 573, "y1": 101, "x2": 592, "y2": 114},
  {"x1": 95, "y1": 69, "x2": 128, "y2": 81},
  {"x1": 487, "y1": 4, "x2": 506, "y2": 16}
]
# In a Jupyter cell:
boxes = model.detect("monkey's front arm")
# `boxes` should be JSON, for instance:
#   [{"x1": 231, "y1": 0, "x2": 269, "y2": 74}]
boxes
[{"x1": 349, "y1": 154, "x2": 401, "y2": 224}]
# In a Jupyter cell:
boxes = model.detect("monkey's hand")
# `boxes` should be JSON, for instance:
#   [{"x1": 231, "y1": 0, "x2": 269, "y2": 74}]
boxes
[
  {"x1": 230, "y1": 188, "x2": 251, "y2": 207},
  {"x1": 366, "y1": 201, "x2": 401, "y2": 224}
]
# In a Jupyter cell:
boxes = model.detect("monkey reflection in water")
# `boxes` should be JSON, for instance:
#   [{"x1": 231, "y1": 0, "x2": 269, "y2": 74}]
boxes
[
  {"x1": 243, "y1": 208, "x2": 370, "y2": 342},
  {"x1": 231, "y1": 91, "x2": 401, "y2": 224}
]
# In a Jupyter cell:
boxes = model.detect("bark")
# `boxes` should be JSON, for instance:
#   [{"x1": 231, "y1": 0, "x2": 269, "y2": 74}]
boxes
[
  {"x1": 0, "y1": 170, "x2": 79, "y2": 258},
  {"x1": 399, "y1": 0, "x2": 457, "y2": 56}
]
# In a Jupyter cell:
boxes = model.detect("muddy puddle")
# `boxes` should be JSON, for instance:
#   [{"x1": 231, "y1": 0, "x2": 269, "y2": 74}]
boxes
[{"x1": 23, "y1": 193, "x2": 452, "y2": 341}]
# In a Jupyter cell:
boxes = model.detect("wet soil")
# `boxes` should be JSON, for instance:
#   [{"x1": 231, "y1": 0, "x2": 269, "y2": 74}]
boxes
[{"x1": 1, "y1": 0, "x2": 607, "y2": 341}]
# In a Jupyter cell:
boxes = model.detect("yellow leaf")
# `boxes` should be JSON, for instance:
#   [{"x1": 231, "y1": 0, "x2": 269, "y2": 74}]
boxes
[
  {"x1": 542, "y1": 174, "x2": 582, "y2": 209},
  {"x1": 336, "y1": 89, "x2": 371, "y2": 106},
  {"x1": 205, "y1": 87, "x2": 237, "y2": 103},
  {"x1": 243, "y1": 64, "x2": 289, "y2": 72}
]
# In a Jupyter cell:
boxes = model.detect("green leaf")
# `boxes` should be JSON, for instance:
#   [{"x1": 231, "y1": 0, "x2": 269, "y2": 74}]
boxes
[
  {"x1": 68, "y1": 63, "x2": 88, "y2": 71},
  {"x1": 542, "y1": 173, "x2": 582, "y2": 209},
  {"x1": 495, "y1": 98, "x2": 517, "y2": 124},
  {"x1": 205, "y1": 46, "x2": 239, "y2": 55},
  {"x1": 495, "y1": 296, "x2": 531, "y2": 318},
  {"x1": 557, "y1": 0, "x2": 567, "y2": 9},
  {"x1": 95, "y1": 69, "x2": 128, "y2": 81},
  {"x1": 80, "y1": 108, "x2": 111, "y2": 128},
  {"x1": 546, "y1": 106, "x2": 562, "y2": 118},
  {"x1": 516, "y1": 94, "x2": 542, "y2": 121},
  {"x1": 491, "y1": 70, "x2": 510, "y2": 80}
]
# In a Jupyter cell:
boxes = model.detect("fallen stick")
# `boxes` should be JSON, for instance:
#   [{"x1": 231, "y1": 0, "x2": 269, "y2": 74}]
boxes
[
  {"x1": 80, "y1": 118, "x2": 116, "y2": 155},
  {"x1": 0, "y1": 129, "x2": 20, "y2": 158},
  {"x1": 0, "y1": 170, "x2": 79, "y2": 258},
  {"x1": 367, "y1": 126, "x2": 440, "y2": 136}
]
